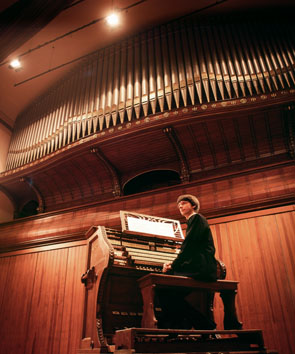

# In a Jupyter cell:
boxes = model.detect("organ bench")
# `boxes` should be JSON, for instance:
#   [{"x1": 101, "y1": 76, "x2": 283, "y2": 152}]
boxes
[{"x1": 137, "y1": 273, "x2": 243, "y2": 330}]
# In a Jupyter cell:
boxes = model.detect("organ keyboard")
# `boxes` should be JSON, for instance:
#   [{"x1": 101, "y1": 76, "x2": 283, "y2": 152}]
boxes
[{"x1": 108, "y1": 227, "x2": 181, "y2": 270}]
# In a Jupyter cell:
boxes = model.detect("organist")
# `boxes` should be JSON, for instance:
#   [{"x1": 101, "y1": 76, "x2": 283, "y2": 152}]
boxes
[{"x1": 159, "y1": 194, "x2": 217, "y2": 330}]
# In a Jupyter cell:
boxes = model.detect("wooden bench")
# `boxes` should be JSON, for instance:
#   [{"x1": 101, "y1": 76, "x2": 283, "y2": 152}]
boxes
[{"x1": 137, "y1": 273, "x2": 243, "y2": 330}]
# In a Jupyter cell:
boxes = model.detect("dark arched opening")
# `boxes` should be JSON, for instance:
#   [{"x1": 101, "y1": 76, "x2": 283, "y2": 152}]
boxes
[
  {"x1": 16, "y1": 200, "x2": 39, "y2": 218},
  {"x1": 123, "y1": 170, "x2": 181, "y2": 196}
]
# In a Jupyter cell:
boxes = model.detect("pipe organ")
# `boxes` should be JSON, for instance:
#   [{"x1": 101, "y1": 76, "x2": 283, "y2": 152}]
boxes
[{"x1": 6, "y1": 18, "x2": 295, "y2": 170}]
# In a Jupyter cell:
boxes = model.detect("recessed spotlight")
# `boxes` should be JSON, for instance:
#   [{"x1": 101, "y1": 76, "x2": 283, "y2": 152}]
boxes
[
  {"x1": 9, "y1": 58, "x2": 22, "y2": 70},
  {"x1": 106, "y1": 12, "x2": 120, "y2": 27}
]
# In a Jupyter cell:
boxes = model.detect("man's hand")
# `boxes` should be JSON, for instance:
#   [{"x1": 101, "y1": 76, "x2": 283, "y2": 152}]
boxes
[{"x1": 162, "y1": 261, "x2": 172, "y2": 273}]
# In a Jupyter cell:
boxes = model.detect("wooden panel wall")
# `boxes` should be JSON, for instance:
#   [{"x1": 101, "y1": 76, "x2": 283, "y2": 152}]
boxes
[
  {"x1": 0, "y1": 163, "x2": 293, "y2": 247},
  {"x1": 0, "y1": 243, "x2": 87, "y2": 354},
  {"x1": 0, "y1": 206, "x2": 294, "y2": 354},
  {"x1": 210, "y1": 207, "x2": 295, "y2": 354}
]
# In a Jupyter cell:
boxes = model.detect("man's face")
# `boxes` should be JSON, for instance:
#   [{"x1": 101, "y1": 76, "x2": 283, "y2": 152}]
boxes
[{"x1": 178, "y1": 200, "x2": 195, "y2": 218}]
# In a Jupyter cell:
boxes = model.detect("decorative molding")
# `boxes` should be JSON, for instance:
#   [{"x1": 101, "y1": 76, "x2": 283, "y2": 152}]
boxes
[
  {"x1": 81, "y1": 266, "x2": 97, "y2": 290},
  {"x1": 204, "y1": 194, "x2": 295, "y2": 219},
  {"x1": 0, "y1": 157, "x2": 292, "y2": 228},
  {"x1": 0, "y1": 117, "x2": 13, "y2": 132},
  {"x1": 20, "y1": 176, "x2": 45, "y2": 212},
  {"x1": 0, "y1": 195, "x2": 293, "y2": 256},
  {"x1": 0, "y1": 184, "x2": 16, "y2": 209},
  {"x1": 209, "y1": 204, "x2": 295, "y2": 226},
  {"x1": 163, "y1": 126, "x2": 190, "y2": 182},
  {"x1": 284, "y1": 103, "x2": 295, "y2": 159},
  {"x1": 2, "y1": 92, "x2": 295, "y2": 178},
  {"x1": 0, "y1": 232, "x2": 86, "y2": 255},
  {"x1": 91, "y1": 147, "x2": 122, "y2": 197}
]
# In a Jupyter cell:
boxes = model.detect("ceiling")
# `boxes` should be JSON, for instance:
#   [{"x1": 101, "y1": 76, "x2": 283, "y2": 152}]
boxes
[{"x1": 0, "y1": 0, "x2": 294, "y2": 129}]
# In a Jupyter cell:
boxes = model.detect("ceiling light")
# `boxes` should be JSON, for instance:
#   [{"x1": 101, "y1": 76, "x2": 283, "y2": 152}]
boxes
[
  {"x1": 106, "y1": 13, "x2": 120, "y2": 27},
  {"x1": 9, "y1": 58, "x2": 22, "y2": 70}
]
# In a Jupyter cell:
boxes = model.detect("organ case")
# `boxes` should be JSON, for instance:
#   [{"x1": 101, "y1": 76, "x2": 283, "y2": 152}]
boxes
[{"x1": 79, "y1": 217, "x2": 183, "y2": 353}]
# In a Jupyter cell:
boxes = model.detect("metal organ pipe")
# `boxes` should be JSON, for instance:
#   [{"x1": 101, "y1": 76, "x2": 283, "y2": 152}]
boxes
[
  {"x1": 141, "y1": 31, "x2": 149, "y2": 116},
  {"x1": 87, "y1": 55, "x2": 97, "y2": 134},
  {"x1": 51, "y1": 86, "x2": 62, "y2": 153},
  {"x1": 134, "y1": 35, "x2": 142, "y2": 119},
  {"x1": 5, "y1": 18, "x2": 295, "y2": 170},
  {"x1": 119, "y1": 41, "x2": 127, "y2": 124},
  {"x1": 111, "y1": 43, "x2": 121, "y2": 127},
  {"x1": 273, "y1": 26, "x2": 295, "y2": 86},
  {"x1": 174, "y1": 22, "x2": 188, "y2": 107},
  {"x1": 58, "y1": 79, "x2": 69, "y2": 149},
  {"x1": 105, "y1": 46, "x2": 115, "y2": 127}
]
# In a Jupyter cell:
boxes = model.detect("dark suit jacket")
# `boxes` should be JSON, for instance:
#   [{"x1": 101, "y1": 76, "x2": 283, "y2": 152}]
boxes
[{"x1": 170, "y1": 213, "x2": 217, "y2": 281}]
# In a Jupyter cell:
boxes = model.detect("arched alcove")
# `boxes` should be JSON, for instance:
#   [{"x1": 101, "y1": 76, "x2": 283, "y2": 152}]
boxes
[
  {"x1": 123, "y1": 170, "x2": 181, "y2": 196},
  {"x1": 16, "y1": 200, "x2": 39, "y2": 218}
]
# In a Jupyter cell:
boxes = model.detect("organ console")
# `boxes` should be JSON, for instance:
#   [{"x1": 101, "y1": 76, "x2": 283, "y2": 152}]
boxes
[
  {"x1": 79, "y1": 223, "x2": 183, "y2": 352},
  {"x1": 78, "y1": 212, "x2": 245, "y2": 353}
]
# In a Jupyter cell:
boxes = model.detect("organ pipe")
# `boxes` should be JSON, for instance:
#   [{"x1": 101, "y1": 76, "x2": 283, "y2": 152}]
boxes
[
  {"x1": 134, "y1": 35, "x2": 142, "y2": 118},
  {"x1": 112, "y1": 43, "x2": 120, "y2": 126},
  {"x1": 5, "y1": 18, "x2": 295, "y2": 170},
  {"x1": 58, "y1": 79, "x2": 68, "y2": 149}
]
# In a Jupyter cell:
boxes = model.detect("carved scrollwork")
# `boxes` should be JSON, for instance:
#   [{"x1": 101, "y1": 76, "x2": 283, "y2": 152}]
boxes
[
  {"x1": 163, "y1": 126, "x2": 190, "y2": 182},
  {"x1": 81, "y1": 266, "x2": 97, "y2": 289},
  {"x1": 20, "y1": 176, "x2": 45, "y2": 212},
  {"x1": 285, "y1": 103, "x2": 295, "y2": 159},
  {"x1": 91, "y1": 147, "x2": 122, "y2": 196}
]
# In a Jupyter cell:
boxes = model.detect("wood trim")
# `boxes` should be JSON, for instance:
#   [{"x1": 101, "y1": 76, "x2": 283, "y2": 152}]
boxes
[
  {"x1": 163, "y1": 126, "x2": 190, "y2": 182},
  {"x1": 0, "y1": 185, "x2": 293, "y2": 231},
  {"x1": 208, "y1": 204, "x2": 295, "y2": 225},
  {"x1": 0, "y1": 231, "x2": 86, "y2": 255},
  {"x1": 0, "y1": 184, "x2": 16, "y2": 209},
  {"x1": 0, "y1": 239, "x2": 87, "y2": 258},
  {"x1": 91, "y1": 147, "x2": 122, "y2": 197},
  {"x1": 1, "y1": 201, "x2": 293, "y2": 257},
  {"x1": 20, "y1": 176, "x2": 45, "y2": 212},
  {"x1": 203, "y1": 194, "x2": 295, "y2": 219},
  {"x1": 284, "y1": 103, "x2": 295, "y2": 158},
  {"x1": 1, "y1": 92, "x2": 294, "y2": 180},
  {"x1": 0, "y1": 117, "x2": 13, "y2": 132}
]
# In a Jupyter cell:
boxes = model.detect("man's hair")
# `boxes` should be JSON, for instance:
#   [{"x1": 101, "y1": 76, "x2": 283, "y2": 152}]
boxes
[{"x1": 177, "y1": 194, "x2": 200, "y2": 212}]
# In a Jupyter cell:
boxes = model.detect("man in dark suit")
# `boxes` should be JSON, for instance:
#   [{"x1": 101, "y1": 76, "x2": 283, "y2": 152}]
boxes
[{"x1": 159, "y1": 194, "x2": 217, "y2": 330}]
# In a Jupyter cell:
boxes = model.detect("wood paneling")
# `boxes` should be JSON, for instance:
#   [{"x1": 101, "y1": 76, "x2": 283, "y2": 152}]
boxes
[
  {"x1": 0, "y1": 163, "x2": 294, "y2": 249},
  {"x1": 0, "y1": 205, "x2": 294, "y2": 353},
  {"x1": 210, "y1": 208, "x2": 295, "y2": 354},
  {"x1": 1, "y1": 98, "x2": 294, "y2": 214},
  {"x1": 0, "y1": 244, "x2": 87, "y2": 354}
]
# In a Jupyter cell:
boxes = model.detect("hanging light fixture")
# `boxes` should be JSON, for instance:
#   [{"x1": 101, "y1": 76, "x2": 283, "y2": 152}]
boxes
[
  {"x1": 106, "y1": 0, "x2": 120, "y2": 27},
  {"x1": 106, "y1": 12, "x2": 120, "y2": 27},
  {"x1": 9, "y1": 58, "x2": 22, "y2": 70}
]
